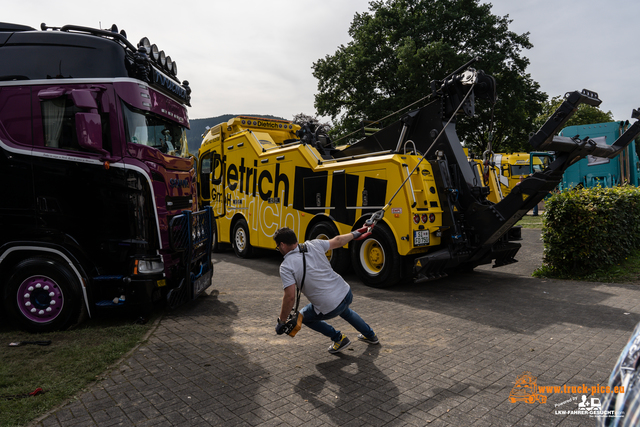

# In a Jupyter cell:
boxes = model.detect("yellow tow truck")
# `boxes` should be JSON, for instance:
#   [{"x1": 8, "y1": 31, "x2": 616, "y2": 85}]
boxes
[{"x1": 198, "y1": 61, "x2": 640, "y2": 287}]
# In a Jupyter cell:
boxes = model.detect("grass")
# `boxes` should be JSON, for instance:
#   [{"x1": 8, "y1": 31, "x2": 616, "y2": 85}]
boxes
[
  {"x1": 0, "y1": 313, "x2": 157, "y2": 427},
  {"x1": 516, "y1": 214, "x2": 544, "y2": 229},
  {"x1": 533, "y1": 249, "x2": 640, "y2": 283}
]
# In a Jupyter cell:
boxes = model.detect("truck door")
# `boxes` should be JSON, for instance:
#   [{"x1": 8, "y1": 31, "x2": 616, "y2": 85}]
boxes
[
  {"x1": 210, "y1": 150, "x2": 225, "y2": 216},
  {"x1": 198, "y1": 152, "x2": 212, "y2": 207},
  {"x1": 199, "y1": 148, "x2": 225, "y2": 216},
  {"x1": 30, "y1": 86, "x2": 127, "y2": 257},
  {"x1": 0, "y1": 86, "x2": 34, "y2": 232}
]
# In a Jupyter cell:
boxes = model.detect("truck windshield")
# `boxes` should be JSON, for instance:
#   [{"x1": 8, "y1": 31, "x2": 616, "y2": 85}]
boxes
[{"x1": 122, "y1": 102, "x2": 188, "y2": 157}]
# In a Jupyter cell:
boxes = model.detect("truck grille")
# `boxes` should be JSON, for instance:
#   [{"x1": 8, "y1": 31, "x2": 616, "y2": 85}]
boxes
[{"x1": 169, "y1": 209, "x2": 212, "y2": 252}]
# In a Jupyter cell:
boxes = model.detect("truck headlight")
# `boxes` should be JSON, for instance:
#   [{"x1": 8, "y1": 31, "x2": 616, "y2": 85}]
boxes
[{"x1": 134, "y1": 258, "x2": 164, "y2": 275}]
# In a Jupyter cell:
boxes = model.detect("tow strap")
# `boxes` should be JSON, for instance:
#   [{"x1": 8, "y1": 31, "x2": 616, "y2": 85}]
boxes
[{"x1": 367, "y1": 80, "x2": 479, "y2": 228}]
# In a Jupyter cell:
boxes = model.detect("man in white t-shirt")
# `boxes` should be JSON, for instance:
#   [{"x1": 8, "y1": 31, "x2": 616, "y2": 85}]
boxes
[{"x1": 274, "y1": 226, "x2": 379, "y2": 353}]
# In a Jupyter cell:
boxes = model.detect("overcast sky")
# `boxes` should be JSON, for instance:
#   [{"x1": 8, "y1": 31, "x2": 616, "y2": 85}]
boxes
[{"x1": 4, "y1": 0, "x2": 639, "y2": 124}]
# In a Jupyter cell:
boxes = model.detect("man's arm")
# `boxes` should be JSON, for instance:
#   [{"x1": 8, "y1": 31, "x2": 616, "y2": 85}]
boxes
[
  {"x1": 327, "y1": 233, "x2": 354, "y2": 250},
  {"x1": 279, "y1": 284, "x2": 296, "y2": 321},
  {"x1": 327, "y1": 224, "x2": 373, "y2": 250}
]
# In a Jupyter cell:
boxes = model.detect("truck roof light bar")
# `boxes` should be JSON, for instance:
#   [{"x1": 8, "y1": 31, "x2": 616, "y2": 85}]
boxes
[
  {"x1": 138, "y1": 38, "x2": 177, "y2": 77},
  {"x1": 42, "y1": 24, "x2": 181, "y2": 80}
]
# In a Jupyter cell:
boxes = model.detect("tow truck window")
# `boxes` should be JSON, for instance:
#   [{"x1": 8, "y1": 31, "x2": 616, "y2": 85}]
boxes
[
  {"x1": 122, "y1": 102, "x2": 187, "y2": 157},
  {"x1": 199, "y1": 153, "x2": 212, "y2": 201},
  {"x1": 511, "y1": 165, "x2": 530, "y2": 176},
  {"x1": 531, "y1": 156, "x2": 552, "y2": 172}
]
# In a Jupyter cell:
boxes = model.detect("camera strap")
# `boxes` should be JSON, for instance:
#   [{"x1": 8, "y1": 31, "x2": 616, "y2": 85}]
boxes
[{"x1": 293, "y1": 243, "x2": 307, "y2": 313}]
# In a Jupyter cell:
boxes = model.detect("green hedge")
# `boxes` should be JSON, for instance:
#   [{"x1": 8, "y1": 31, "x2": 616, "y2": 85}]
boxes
[{"x1": 541, "y1": 186, "x2": 640, "y2": 276}]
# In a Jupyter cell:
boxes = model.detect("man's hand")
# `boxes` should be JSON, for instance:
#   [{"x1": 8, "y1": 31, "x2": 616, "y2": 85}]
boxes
[
  {"x1": 351, "y1": 223, "x2": 373, "y2": 241},
  {"x1": 275, "y1": 318, "x2": 286, "y2": 335}
]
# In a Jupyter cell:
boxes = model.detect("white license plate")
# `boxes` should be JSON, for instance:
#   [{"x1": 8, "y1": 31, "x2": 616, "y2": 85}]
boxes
[
  {"x1": 193, "y1": 270, "x2": 213, "y2": 297},
  {"x1": 413, "y1": 230, "x2": 430, "y2": 246}
]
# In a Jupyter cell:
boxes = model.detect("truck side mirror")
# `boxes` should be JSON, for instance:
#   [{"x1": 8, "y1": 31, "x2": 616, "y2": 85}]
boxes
[
  {"x1": 76, "y1": 112, "x2": 108, "y2": 157},
  {"x1": 70, "y1": 89, "x2": 98, "y2": 110}
]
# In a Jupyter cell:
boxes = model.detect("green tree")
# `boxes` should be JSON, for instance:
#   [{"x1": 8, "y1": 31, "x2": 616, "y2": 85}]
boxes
[
  {"x1": 533, "y1": 95, "x2": 614, "y2": 131},
  {"x1": 312, "y1": 0, "x2": 547, "y2": 154},
  {"x1": 291, "y1": 112, "x2": 332, "y2": 134}
]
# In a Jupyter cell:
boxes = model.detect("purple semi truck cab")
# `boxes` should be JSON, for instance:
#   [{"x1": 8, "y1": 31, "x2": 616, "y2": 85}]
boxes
[{"x1": 0, "y1": 23, "x2": 213, "y2": 332}]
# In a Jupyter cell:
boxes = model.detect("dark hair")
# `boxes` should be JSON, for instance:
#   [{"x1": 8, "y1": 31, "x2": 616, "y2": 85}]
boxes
[{"x1": 273, "y1": 227, "x2": 298, "y2": 245}]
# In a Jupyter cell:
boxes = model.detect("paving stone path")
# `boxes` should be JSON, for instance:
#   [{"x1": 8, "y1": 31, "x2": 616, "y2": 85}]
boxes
[{"x1": 34, "y1": 229, "x2": 640, "y2": 426}]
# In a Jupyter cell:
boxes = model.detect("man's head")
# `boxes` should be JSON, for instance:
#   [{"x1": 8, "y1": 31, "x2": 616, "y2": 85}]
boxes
[
  {"x1": 274, "y1": 227, "x2": 298, "y2": 254},
  {"x1": 274, "y1": 227, "x2": 297, "y2": 246}
]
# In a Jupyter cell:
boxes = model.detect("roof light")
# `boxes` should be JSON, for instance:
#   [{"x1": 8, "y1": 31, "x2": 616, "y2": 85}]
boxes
[
  {"x1": 165, "y1": 56, "x2": 173, "y2": 73},
  {"x1": 139, "y1": 37, "x2": 151, "y2": 54},
  {"x1": 159, "y1": 51, "x2": 166, "y2": 67},
  {"x1": 172, "y1": 61, "x2": 177, "y2": 76},
  {"x1": 150, "y1": 44, "x2": 159, "y2": 61}
]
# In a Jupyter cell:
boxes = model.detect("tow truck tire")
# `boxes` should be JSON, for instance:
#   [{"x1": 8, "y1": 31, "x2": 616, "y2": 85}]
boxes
[
  {"x1": 3, "y1": 257, "x2": 84, "y2": 333},
  {"x1": 232, "y1": 218, "x2": 254, "y2": 258},
  {"x1": 308, "y1": 222, "x2": 349, "y2": 275},
  {"x1": 351, "y1": 224, "x2": 401, "y2": 288}
]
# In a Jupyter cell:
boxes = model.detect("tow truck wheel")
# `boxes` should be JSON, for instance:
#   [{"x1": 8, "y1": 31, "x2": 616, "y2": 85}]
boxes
[
  {"x1": 3, "y1": 257, "x2": 84, "y2": 333},
  {"x1": 351, "y1": 224, "x2": 401, "y2": 288},
  {"x1": 308, "y1": 222, "x2": 349, "y2": 275},
  {"x1": 232, "y1": 218, "x2": 254, "y2": 258}
]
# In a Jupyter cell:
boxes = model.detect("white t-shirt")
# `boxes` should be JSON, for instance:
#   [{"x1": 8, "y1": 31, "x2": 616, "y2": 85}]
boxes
[{"x1": 280, "y1": 239, "x2": 350, "y2": 314}]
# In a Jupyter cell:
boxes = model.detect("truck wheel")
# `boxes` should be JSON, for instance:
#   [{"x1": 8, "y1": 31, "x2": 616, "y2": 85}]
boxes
[
  {"x1": 351, "y1": 224, "x2": 401, "y2": 288},
  {"x1": 308, "y1": 222, "x2": 349, "y2": 274},
  {"x1": 232, "y1": 218, "x2": 253, "y2": 258},
  {"x1": 3, "y1": 257, "x2": 84, "y2": 333}
]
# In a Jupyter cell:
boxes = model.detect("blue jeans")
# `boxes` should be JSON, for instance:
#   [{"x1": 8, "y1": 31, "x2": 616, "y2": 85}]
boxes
[{"x1": 300, "y1": 289, "x2": 374, "y2": 342}]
